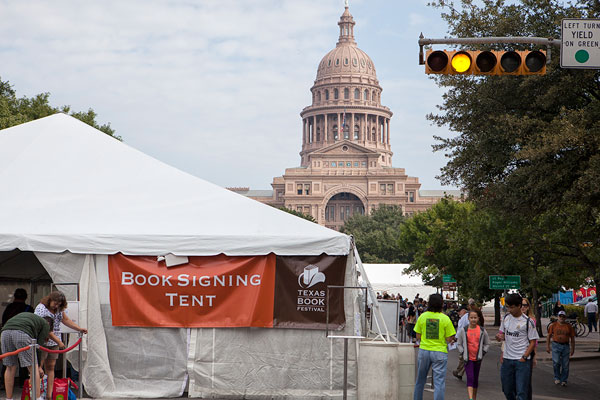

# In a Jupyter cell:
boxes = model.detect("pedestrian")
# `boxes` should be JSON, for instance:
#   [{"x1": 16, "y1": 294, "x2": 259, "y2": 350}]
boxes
[
  {"x1": 452, "y1": 305, "x2": 469, "y2": 380},
  {"x1": 552, "y1": 299, "x2": 565, "y2": 316},
  {"x1": 1, "y1": 313, "x2": 63, "y2": 400},
  {"x1": 496, "y1": 293, "x2": 539, "y2": 400},
  {"x1": 546, "y1": 310, "x2": 575, "y2": 386},
  {"x1": 1, "y1": 288, "x2": 34, "y2": 327},
  {"x1": 584, "y1": 299, "x2": 597, "y2": 332},
  {"x1": 413, "y1": 293, "x2": 456, "y2": 400},
  {"x1": 34, "y1": 291, "x2": 87, "y2": 400},
  {"x1": 521, "y1": 297, "x2": 538, "y2": 400},
  {"x1": 456, "y1": 310, "x2": 490, "y2": 400},
  {"x1": 406, "y1": 302, "x2": 417, "y2": 343}
]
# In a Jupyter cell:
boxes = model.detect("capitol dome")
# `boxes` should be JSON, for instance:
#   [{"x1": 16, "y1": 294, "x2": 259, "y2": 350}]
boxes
[
  {"x1": 314, "y1": 4, "x2": 379, "y2": 84},
  {"x1": 316, "y1": 46, "x2": 377, "y2": 81}
]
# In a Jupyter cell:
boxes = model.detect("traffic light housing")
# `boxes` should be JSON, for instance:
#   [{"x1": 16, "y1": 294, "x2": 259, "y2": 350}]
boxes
[{"x1": 425, "y1": 49, "x2": 546, "y2": 75}]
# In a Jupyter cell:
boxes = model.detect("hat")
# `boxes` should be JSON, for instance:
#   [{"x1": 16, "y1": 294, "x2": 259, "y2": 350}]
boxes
[{"x1": 558, "y1": 311, "x2": 566, "y2": 316}]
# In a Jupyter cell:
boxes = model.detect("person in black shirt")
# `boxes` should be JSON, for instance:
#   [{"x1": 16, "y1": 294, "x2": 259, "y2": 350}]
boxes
[
  {"x1": 552, "y1": 300, "x2": 565, "y2": 316},
  {"x1": 1, "y1": 288, "x2": 34, "y2": 327}
]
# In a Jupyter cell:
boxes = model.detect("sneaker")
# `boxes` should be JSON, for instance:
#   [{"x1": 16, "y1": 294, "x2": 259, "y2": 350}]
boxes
[
  {"x1": 561, "y1": 382, "x2": 567, "y2": 386},
  {"x1": 554, "y1": 380, "x2": 560, "y2": 385}
]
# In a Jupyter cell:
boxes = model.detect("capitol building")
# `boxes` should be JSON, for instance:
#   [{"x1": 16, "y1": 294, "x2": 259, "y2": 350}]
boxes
[{"x1": 230, "y1": 4, "x2": 459, "y2": 230}]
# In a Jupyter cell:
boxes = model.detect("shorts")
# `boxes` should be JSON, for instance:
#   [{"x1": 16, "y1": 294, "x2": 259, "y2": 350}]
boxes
[
  {"x1": 1, "y1": 330, "x2": 33, "y2": 367},
  {"x1": 40, "y1": 345, "x2": 59, "y2": 361}
]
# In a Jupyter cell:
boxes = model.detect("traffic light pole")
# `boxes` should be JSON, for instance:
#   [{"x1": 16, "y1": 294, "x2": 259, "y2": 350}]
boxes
[{"x1": 418, "y1": 34, "x2": 561, "y2": 65}]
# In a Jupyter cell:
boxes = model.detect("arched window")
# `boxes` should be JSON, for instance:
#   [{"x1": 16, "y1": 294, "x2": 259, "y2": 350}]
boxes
[
  {"x1": 317, "y1": 92, "x2": 321, "y2": 102},
  {"x1": 364, "y1": 89, "x2": 368, "y2": 100},
  {"x1": 333, "y1": 125, "x2": 338, "y2": 140},
  {"x1": 354, "y1": 88, "x2": 360, "y2": 99},
  {"x1": 344, "y1": 88, "x2": 349, "y2": 99},
  {"x1": 344, "y1": 58, "x2": 349, "y2": 65},
  {"x1": 336, "y1": 59, "x2": 340, "y2": 66},
  {"x1": 354, "y1": 125, "x2": 359, "y2": 140},
  {"x1": 343, "y1": 124, "x2": 349, "y2": 140},
  {"x1": 371, "y1": 127, "x2": 376, "y2": 141},
  {"x1": 325, "y1": 89, "x2": 329, "y2": 100},
  {"x1": 334, "y1": 88, "x2": 339, "y2": 99},
  {"x1": 316, "y1": 127, "x2": 321, "y2": 142}
]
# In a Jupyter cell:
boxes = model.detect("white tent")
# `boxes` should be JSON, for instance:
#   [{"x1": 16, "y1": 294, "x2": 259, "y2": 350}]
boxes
[
  {"x1": 0, "y1": 114, "x2": 359, "y2": 399},
  {"x1": 362, "y1": 264, "x2": 437, "y2": 301},
  {"x1": 0, "y1": 114, "x2": 350, "y2": 256}
]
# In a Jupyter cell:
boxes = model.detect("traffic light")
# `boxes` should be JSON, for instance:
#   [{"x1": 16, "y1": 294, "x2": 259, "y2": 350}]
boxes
[{"x1": 425, "y1": 49, "x2": 546, "y2": 75}]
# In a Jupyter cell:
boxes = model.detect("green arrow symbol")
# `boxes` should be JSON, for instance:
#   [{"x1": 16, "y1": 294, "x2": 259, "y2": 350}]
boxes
[{"x1": 575, "y1": 49, "x2": 590, "y2": 63}]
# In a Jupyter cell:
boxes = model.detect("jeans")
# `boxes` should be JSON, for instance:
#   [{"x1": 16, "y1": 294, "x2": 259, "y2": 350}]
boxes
[
  {"x1": 588, "y1": 312, "x2": 597, "y2": 332},
  {"x1": 500, "y1": 358, "x2": 531, "y2": 400},
  {"x1": 414, "y1": 349, "x2": 448, "y2": 400},
  {"x1": 551, "y1": 341, "x2": 570, "y2": 383}
]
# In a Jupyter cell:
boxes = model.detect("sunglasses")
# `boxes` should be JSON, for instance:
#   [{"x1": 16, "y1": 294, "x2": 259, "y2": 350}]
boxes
[{"x1": 521, "y1": 303, "x2": 529, "y2": 307}]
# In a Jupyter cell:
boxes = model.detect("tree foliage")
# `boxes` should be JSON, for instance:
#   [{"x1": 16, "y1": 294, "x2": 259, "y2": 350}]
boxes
[
  {"x1": 277, "y1": 207, "x2": 317, "y2": 223},
  {"x1": 341, "y1": 205, "x2": 411, "y2": 263},
  {"x1": 426, "y1": 0, "x2": 600, "y2": 288},
  {"x1": 0, "y1": 77, "x2": 119, "y2": 139}
]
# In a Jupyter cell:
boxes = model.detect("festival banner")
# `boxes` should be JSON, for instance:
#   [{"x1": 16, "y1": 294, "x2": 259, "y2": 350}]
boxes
[
  {"x1": 108, "y1": 253, "x2": 347, "y2": 329},
  {"x1": 272, "y1": 255, "x2": 347, "y2": 329}
]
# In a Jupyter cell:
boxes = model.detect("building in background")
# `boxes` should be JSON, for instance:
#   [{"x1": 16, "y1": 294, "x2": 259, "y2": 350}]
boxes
[{"x1": 230, "y1": 4, "x2": 460, "y2": 230}]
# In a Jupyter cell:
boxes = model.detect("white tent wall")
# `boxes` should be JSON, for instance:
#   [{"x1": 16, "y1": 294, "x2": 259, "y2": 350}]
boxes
[
  {"x1": 33, "y1": 251, "x2": 360, "y2": 399},
  {"x1": 188, "y1": 253, "x2": 359, "y2": 399}
]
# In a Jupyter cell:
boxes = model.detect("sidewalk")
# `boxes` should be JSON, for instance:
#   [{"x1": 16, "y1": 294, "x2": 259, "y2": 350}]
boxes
[{"x1": 482, "y1": 312, "x2": 600, "y2": 361}]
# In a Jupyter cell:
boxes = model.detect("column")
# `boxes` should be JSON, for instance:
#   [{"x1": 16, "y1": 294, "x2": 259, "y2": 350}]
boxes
[
  {"x1": 386, "y1": 119, "x2": 390, "y2": 145},
  {"x1": 324, "y1": 113, "x2": 328, "y2": 144},
  {"x1": 338, "y1": 112, "x2": 341, "y2": 141},
  {"x1": 313, "y1": 115, "x2": 316, "y2": 144},
  {"x1": 350, "y1": 112, "x2": 354, "y2": 140},
  {"x1": 302, "y1": 118, "x2": 306, "y2": 144},
  {"x1": 364, "y1": 113, "x2": 368, "y2": 144}
]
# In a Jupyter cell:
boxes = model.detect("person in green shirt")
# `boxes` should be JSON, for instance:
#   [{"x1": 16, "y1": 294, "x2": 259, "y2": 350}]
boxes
[
  {"x1": 413, "y1": 293, "x2": 456, "y2": 400},
  {"x1": 1, "y1": 313, "x2": 63, "y2": 400}
]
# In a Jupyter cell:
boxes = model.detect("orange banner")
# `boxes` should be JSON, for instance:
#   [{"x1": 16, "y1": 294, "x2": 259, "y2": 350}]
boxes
[{"x1": 108, "y1": 253, "x2": 276, "y2": 328}]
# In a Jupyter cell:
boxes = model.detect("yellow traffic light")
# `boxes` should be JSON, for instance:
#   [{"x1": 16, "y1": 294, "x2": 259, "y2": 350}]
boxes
[
  {"x1": 451, "y1": 52, "x2": 471, "y2": 73},
  {"x1": 425, "y1": 49, "x2": 546, "y2": 75}
]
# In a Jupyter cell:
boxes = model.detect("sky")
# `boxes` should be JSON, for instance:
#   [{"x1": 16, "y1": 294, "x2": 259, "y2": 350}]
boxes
[{"x1": 0, "y1": 0, "x2": 456, "y2": 190}]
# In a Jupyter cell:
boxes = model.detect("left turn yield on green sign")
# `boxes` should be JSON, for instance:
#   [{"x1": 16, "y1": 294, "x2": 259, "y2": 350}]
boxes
[{"x1": 561, "y1": 18, "x2": 600, "y2": 69}]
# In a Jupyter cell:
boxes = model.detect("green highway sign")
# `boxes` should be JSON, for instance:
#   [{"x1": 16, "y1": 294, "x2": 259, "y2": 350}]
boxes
[
  {"x1": 443, "y1": 274, "x2": 456, "y2": 283},
  {"x1": 489, "y1": 275, "x2": 521, "y2": 290}
]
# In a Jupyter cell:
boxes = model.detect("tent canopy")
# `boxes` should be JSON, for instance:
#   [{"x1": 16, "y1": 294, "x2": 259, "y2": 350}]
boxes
[{"x1": 0, "y1": 114, "x2": 350, "y2": 256}]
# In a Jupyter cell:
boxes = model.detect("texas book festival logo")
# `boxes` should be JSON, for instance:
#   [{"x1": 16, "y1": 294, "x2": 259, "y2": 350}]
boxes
[{"x1": 297, "y1": 264, "x2": 326, "y2": 312}]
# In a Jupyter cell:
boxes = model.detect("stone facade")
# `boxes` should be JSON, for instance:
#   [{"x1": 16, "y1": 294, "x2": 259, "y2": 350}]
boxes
[{"x1": 230, "y1": 4, "x2": 460, "y2": 230}]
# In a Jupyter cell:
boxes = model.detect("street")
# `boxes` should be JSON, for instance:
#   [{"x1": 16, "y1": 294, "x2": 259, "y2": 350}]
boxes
[{"x1": 420, "y1": 341, "x2": 600, "y2": 400}]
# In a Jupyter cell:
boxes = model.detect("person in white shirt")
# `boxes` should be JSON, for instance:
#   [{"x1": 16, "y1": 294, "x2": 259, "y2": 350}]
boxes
[
  {"x1": 452, "y1": 305, "x2": 469, "y2": 380},
  {"x1": 496, "y1": 293, "x2": 539, "y2": 400},
  {"x1": 584, "y1": 299, "x2": 598, "y2": 332}
]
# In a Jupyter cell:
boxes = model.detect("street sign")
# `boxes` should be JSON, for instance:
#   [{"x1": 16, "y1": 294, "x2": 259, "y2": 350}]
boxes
[
  {"x1": 443, "y1": 274, "x2": 456, "y2": 283},
  {"x1": 443, "y1": 282, "x2": 457, "y2": 291},
  {"x1": 489, "y1": 275, "x2": 521, "y2": 290},
  {"x1": 561, "y1": 18, "x2": 600, "y2": 69}
]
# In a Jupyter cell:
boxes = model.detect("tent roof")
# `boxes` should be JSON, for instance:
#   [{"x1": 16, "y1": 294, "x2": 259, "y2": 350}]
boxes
[
  {"x1": 0, "y1": 114, "x2": 350, "y2": 256},
  {"x1": 362, "y1": 264, "x2": 425, "y2": 286}
]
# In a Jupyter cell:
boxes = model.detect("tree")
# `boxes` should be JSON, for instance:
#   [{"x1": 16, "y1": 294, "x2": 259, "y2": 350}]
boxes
[
  {"x1": 341, "y1": 205, "x2": 411, "y2": 263},
  {"x1": 426, "y1": 1, "x2": 600, "y2": 297},
  {"x1": 277, "y1": 207, "x2": 317, "y2": 223},
  {"x1": 0, "y1": 77, "x2": 119, "y2": 139}
]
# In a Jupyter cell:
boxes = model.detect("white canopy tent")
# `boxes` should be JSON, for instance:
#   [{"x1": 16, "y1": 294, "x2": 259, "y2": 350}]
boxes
[
  {"x1": 0, "y1": 114, "x2": 360, "y2": 399},
  {"x1": 362, "y1": 264, "x2": 437, "y2": 301},
  {"x1": 0, "y1": 114, "x2": 350, "y2": 256}
]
